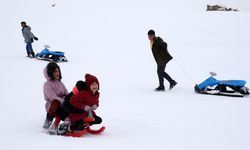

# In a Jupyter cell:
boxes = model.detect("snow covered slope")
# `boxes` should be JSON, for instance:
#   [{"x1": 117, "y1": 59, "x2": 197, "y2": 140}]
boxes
[{"x1": 0, "y1": 0, "x2": 250, "y2": 150}]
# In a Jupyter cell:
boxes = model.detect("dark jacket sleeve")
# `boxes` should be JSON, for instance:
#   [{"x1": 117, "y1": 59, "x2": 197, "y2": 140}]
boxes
[
  {"x1": 63, "y1": 92, "x2": 84, "y2": 113},
  {"x1": 159, "y1": 40, "x2": 167, "y2": 50}
]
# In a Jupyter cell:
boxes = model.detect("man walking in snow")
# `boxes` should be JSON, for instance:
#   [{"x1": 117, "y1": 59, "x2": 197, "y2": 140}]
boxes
[
  {"x1": 148, "y1": 30, "x2": 177, "y2": 91},
  {"x1": 21, "y1": 21, "x2": 38, "y2": 58}
]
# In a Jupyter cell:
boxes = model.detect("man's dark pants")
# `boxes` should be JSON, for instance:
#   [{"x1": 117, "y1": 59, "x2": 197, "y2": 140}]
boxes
[{"x1": 157, "y1": 64, "x2": 174, "y2": 87}]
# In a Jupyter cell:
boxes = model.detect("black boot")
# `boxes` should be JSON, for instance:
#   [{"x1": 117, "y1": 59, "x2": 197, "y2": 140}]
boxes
[
  {"x1": 43, "y1": 113, "x2": 54, "y2": 129},
  {"x1": 27, "y1": 53, "x2": 32, "y2": 58},
  {"x1": 169, "y1": 81, "x2": 177, "y2": 90},
  {"x1": 57, "y1": 123, "x2": 70, "y2": 135},
  {"x1": 154, "y1": 86, "x2": 165, "y2": 91},
  {"x1": 31, "y1": 52, "x2": 35, "y2": 58},
  {"x1": 70, "y1": 120, "x2": 86, "y2": 131}
]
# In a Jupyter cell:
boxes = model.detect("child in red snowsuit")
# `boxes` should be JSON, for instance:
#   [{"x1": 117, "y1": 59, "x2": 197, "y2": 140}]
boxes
[{"x1": 67, "y1": 74, "x2": 102, "y2": 132}]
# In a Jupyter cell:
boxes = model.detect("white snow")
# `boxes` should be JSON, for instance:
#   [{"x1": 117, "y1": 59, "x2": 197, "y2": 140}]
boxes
[{"x1": 0, "y1": 0, "x2": 250, "y2": 150}]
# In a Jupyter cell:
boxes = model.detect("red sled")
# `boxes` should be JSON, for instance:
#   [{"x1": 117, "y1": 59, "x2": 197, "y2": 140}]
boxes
[
  {"x1": 63, "y1": 126, "x2": 105, "y2": 137},
  {"x1": 86, "y1": 126, "x2": 106, "y2": 135},
  {"x1": 63, "y1": 115, "x2": 105, "y2": 137},
  {"x1": 64, "y1": 129, "x2": 88, "y2": 137}
]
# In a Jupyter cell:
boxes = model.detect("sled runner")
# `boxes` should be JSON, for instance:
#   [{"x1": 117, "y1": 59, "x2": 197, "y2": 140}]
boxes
[
  {"x1": 63, "y1": 126, "x2": 106, "y2": 137},
  {"x1": 46, "y1": 116, "x2": 105, "y2": 137},
  {"x1": 63, "y1": 128, "x2": 88, "y2": 137},
  {"x1": 48, "y1": 111, "x2": 105, "y2": 137},
  {"x1": 62, "y1": 116, "x2": 105, "y2": 137},
  {"x1": 35, "y1": 46, "x2": 67, "y2": 62},
  {"x1": 194, "y1": 73, "x2": 249, "y2": 97}
]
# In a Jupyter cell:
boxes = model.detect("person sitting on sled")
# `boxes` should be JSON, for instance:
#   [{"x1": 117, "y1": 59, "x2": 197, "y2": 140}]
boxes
[
  {"x1": 53, "y1": 80, "x2": 87, "y2": 130},
  {"x1": 43, "y1": 62, "x2": 68, "y2": 132},
  {"x1": 59, "y1": 74, "x2": 102, "y2": 133},
  {"x1": 63, "y1": 80, "x2": 87, "y2": 113}
]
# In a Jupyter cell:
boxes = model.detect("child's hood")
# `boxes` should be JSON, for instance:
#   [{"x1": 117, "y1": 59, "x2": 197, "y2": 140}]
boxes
[{"x1": 43, "y1": 67, "x2": 51, "y2": 80}]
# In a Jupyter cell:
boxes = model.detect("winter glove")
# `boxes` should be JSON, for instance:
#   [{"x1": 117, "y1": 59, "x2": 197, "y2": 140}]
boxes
[
  {"x1": 83, "y1": 105, "x2": 91, "y2": 112},
  {"x1": 91, "y1": 104, "x2": 98, "y2": 110},
  {"x1": 34, "y1": 37, "x2": 38, "y2": 41}
]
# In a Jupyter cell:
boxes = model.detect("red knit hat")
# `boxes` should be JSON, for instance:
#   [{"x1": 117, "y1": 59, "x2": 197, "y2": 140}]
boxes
[{"x1": 85, "y1": 73, "x2": 99, "y2": 89}]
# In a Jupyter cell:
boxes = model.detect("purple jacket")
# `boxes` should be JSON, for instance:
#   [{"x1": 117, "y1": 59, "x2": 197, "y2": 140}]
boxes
[{"x1": 43, "y1": 67, "x2": 68, "y2": 112}]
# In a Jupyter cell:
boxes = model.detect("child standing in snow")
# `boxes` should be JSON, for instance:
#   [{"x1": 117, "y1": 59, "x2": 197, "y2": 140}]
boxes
[
  {"x1": 43, "y1": 62, "x2": 68, "y2": 131},
  {"x1": 60, "y1": 74, "x2": 102, "y2": 133},
  {"x1": 21, "y1": 21, "x2": 38, "y2": 58}
]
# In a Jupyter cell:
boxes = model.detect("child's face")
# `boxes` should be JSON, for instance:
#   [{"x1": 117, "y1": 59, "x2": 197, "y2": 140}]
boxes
[
  {"x1": 21, "y1": 23, "x2": 25, "y2": 28},
  {"x1": 53, "y1": 68, "x2": 60, "y2": 80},
  {"x1": 148, "y1": 34, "x2": 155, "y2": 41},
  {"x1": 90, "y1": 82, "x2": 99, "y2": 93}
]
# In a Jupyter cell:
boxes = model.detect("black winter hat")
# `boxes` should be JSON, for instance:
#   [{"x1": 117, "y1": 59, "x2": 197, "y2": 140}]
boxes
[
  {"x1": 148, "y1": 30, "x2": 155, "y2": 35},
  {"x1": 21, "y1": 21, "x2": 26, "y2": 25},
  {"x1": 72, "y1": 80, "x2": 87, "y2": 95},
  {"x1": 75, "y1": 80, "x2": 87, "y2": 91}
]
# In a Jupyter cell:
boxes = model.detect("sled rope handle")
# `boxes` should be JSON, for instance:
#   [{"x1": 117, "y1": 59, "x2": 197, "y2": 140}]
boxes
[{"x1": 173, "y1": 58, "x2": 196, "y2": 84}]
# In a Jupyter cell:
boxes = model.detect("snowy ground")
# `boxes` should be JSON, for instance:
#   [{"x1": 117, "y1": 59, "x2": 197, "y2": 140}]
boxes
[{"x1": 0, "y1": 0, "x2": 250, "y2": 150}]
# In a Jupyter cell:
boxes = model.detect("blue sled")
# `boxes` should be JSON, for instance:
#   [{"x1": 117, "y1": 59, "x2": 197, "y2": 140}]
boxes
[
  {"x1": 195, "y1": 76, "x2": 249, "y2": 97},
  {"x1": 36, "y1": 48, "x2": 67, "y2": 62}
]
